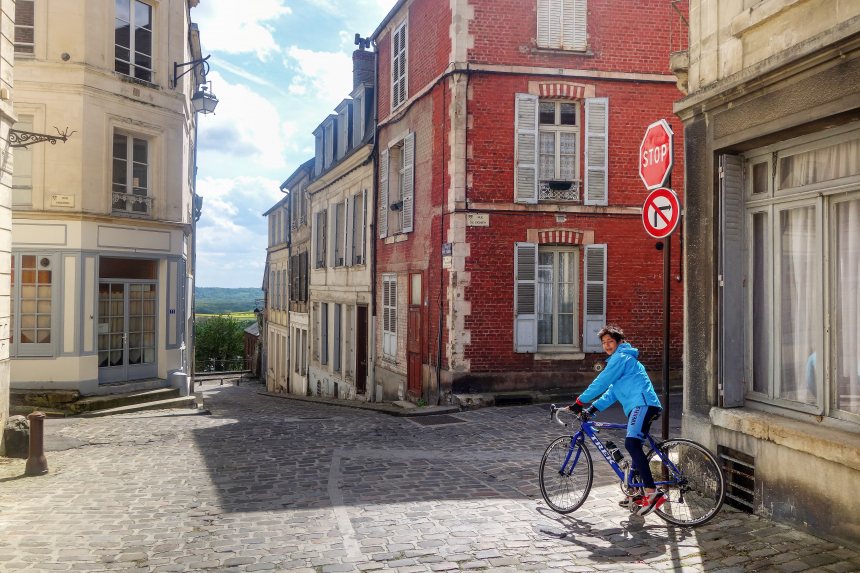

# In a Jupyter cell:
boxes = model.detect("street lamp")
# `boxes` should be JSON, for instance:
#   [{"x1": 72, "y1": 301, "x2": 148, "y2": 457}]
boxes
[{"x1": 174, "y1": 54, "x2": 219, "y2": 115}]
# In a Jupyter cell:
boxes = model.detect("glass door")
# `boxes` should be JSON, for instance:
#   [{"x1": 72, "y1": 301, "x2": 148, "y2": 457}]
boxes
[{"x1": 98, "y1": 281, "x2": 157, "y2": 383}]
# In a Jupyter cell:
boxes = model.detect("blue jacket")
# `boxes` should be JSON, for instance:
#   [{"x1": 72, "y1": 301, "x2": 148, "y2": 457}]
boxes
[{"x1": 579, "y1": 343, "x2": 662, "y2": 416}]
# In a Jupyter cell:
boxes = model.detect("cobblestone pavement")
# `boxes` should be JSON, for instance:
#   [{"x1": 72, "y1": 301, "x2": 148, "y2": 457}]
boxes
[{"x1": 1, "y1": 382, "x2": 858, "y2": 573}]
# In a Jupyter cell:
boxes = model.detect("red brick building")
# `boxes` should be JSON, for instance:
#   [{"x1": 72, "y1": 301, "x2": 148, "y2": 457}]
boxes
[{"x1": 371, "y1": 0, "x2": 687, "y2": 402}]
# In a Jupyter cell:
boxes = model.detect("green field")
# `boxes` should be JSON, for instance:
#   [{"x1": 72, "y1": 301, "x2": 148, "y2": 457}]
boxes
[{"x1": 195, "y1": 312, "x2": 257, "y2": 325}]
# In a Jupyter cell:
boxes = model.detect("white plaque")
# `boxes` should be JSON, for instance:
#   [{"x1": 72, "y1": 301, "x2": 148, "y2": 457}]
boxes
[{"x1": 466, "y1": 213, "x2": 489, "y2": 227}]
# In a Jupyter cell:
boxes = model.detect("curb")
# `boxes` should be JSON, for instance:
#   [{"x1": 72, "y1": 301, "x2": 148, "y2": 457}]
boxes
[{"x1": 258, "y1": 391, "x2": 460, "y2": 417}]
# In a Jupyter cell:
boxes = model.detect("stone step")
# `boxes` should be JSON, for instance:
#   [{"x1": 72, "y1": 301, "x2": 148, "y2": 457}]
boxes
[
  {"x1": 70, "y1": 387, "x2": 181, "y2": 414},
  {"x1": 79, "y1": 396, "x2": 198, "y2": 418}
]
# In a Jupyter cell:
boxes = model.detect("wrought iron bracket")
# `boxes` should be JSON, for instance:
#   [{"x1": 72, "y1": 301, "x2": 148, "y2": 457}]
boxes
[{"x1": 10, "y1": 126, "x2": 75, "y2": 148}]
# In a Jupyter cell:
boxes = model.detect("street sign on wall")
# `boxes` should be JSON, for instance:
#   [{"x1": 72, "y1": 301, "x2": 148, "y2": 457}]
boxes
[
  {"x1": 639, "y1": 119, "x2": 674, "y2": 190},
  {"x1": 642, "y1": 187, "x2": 681, "y2": 239}
]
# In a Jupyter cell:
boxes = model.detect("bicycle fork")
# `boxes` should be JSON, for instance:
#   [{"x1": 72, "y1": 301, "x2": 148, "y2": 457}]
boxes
[{"x1": 559, "y1": 433, "x2": 586, "y2": 476}]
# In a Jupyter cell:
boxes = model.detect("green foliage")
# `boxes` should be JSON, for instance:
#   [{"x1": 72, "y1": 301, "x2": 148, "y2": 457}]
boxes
[
  {"x1": 194, "y1": 314, "x2": 245, "y2": 372},
  {"x1": 195, "y1": 287, "x2": 263, "y2": 314}
]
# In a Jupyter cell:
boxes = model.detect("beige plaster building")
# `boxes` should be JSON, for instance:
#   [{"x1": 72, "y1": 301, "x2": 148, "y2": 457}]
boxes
[
  {"x1": 0, "y1": 0, "x2": 19, "y2": 454},
  {"x1": 9, "y1": 0, "x2": 207, "y2": 399},
  {"x1": 676, "y1": 0, "x2": 860, "y2": 547},
  {"x1": 262, "y1": 195, "x2": 290, "y2": 394},
  {"x1": 307, "y1": 49, "x2": 375, "y2": 400}
]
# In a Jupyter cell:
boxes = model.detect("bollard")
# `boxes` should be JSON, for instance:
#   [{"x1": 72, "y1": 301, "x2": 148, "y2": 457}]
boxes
[{"x1": 24, "y1": 412, "x2": 48, "y2": 477}]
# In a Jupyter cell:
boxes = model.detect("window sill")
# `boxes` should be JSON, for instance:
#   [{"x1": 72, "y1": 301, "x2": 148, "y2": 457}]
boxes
[
  {"x1": 533, "y1": 46, "x2": 592, "y2": 56},
  {"x1": 709, "y1": 406, "x2": 860, "y2": 472},
  {"x1": 383, "y1": 234, "x2": 409, "y2": 244},
  {"x1": 534, "y1": 351, "x2": 585, "y2": 361},
  {"x1": 115, "y1": 72, "x2": 159, "y2": 90}
]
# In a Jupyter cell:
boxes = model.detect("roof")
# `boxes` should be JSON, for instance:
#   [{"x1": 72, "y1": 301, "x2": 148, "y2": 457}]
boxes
[
  {"x1": 244, "y1": 322, "x2": 259, "y2": 336},
  {"x1": 280, "y1": 158, "x2": 315, "y2": 191},
  {"x1": 371, "y1": 0, "x2": 408, "y2": 40},
  {"x1": 262, "y1": 193, "x2": 290, "y2": 216}
]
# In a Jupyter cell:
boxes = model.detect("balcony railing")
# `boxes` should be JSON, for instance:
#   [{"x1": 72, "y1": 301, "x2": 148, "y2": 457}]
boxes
[
  {"x1": 539, "y1": 179, "x2": 581, "y2": 202},
  {"x1": 112, "y1": 192, "x2": 153, "y2": 216}
]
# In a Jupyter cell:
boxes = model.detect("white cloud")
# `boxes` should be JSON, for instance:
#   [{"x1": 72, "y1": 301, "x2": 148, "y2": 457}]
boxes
[
  {"x1": 198, "y1": 72, "x2": 291, "y2": 171},
  {"x1": 284, "y1": 47, "x2": 352, "y2": 107},
  {"x1": 195, "y1": 175, "x2": 283, "y2": 288},
  {"x1": 191, "y1": 0, "x2": 291, "y2": 61}
]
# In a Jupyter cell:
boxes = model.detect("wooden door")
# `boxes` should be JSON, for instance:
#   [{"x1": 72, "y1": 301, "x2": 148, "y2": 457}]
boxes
[
  {"x1": 356, "y1": 306, "x2": 368, "y2": 394},
  {"x1": 407, "y1": 273, "x2": 423, "y2": 398}
]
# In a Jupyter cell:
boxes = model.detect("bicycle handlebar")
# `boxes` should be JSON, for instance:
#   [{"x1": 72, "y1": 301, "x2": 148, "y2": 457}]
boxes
[{"x1": 550, "y1": 403, "x2": 593, "y2": 427}]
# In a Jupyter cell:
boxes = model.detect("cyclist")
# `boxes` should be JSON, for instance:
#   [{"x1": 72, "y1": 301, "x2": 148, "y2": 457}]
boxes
[{"x1": 568, "y1": 325, "x2": 665, "y2": 515}]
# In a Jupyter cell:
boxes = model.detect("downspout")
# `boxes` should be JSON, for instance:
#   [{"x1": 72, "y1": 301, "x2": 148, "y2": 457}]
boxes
[
  {"x1": 435, "y1": 79, "x2": 446, "y2": 405},
  {"x1": 369, "y1": 39, "x2": 380, "y2": 402}
]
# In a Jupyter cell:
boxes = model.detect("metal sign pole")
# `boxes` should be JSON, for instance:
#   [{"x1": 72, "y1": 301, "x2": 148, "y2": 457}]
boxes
[{"x1": 662, "y1": 173, "x2": 672, "y2": 440}]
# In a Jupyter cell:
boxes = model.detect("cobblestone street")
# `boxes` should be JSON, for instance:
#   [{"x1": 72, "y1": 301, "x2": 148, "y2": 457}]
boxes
[{"x1": 0, "y1": 382, "x2": 857, "y2": 573}]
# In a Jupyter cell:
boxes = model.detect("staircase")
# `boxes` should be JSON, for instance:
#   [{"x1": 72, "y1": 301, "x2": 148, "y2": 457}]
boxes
[{"x1": 11, "y1": 381, "x2": 198, "y2": 418}]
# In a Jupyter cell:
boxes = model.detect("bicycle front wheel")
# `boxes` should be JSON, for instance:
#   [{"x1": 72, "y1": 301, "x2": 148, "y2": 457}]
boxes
[
  {"x1": 539, "y1": 435, "x2": 593, "y2": 514},
  {"x1": 647, "y1": 438, "x2": 726, "y2": 526}
]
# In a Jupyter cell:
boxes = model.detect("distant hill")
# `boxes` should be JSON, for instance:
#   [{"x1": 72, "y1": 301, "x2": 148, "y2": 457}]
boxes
[{"x1": 195, "y1": 287, "x2": 263, "y2": 315}]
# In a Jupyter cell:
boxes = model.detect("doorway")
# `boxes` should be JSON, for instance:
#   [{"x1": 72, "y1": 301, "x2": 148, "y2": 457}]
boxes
[
  {"x1": 407, "y1": 273, "x2": 423, "y2": 398},
  {"x1": 356, "y1": 306, "x2": 368, "y2": 394}
]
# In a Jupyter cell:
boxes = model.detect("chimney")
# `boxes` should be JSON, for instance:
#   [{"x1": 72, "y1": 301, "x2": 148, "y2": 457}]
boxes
[{"x1": 353, "y1": 49, "x2": 375, "y2": 90}]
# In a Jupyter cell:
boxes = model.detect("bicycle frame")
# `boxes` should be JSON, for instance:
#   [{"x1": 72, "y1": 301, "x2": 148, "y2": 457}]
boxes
[{"x1": 561, "y1": 420, "x2": 682, "y2": 489}]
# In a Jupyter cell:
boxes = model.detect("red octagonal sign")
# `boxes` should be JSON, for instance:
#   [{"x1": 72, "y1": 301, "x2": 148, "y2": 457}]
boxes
[{"x1": 639, "y1": 119, "x2": 674, "y2": 190}]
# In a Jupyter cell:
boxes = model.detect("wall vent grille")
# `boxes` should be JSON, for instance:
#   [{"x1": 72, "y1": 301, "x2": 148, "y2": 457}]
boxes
[{"x1": 718, "y1": 445, "x2": 755, "y2": 513}]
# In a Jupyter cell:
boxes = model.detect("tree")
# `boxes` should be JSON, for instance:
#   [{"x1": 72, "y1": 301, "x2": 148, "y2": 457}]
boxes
[{"x1": 194, "y1": 315, "x2": 244, "y2": 372}]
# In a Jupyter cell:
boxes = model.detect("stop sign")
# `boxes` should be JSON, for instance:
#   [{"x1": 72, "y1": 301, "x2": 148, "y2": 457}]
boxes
[{"x1": 639, "y1": 119, "x2": 674, "y2": 190}]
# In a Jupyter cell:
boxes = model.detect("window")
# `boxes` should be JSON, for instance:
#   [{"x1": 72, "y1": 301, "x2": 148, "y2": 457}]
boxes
[
  {"x1": 379, "y1": 133, "x2": 415, "y2": 238},
  {"x1": 11, "y1": 254, "x2": 55, "y2": 357},
  {"x1": 334, "y1": 303, "x2": 342, "y2": 372},
  {"x1": 539, "y1": 101, "x2": 580, "y2": 200},
  {"x1": 324, "y1": 118, "x2": 335, "y2": 169},
  {"x1": 735, "y1": 128, "x2": 860, "y2": 422},
  {"x1": 515, "y1": 242, "x2": 605, "y2": 353},
  {"x1": 537, "y1": 0, "x2": 586, "y2": 51},
  {"x1": 336, "y1": 100, "x2": 352, "y2": 159},
  {"x1": 315, "y1": 209, "x2": 327, "y2": 268},
  {"x1": 391, "y1": 21, "x2": 408, "y2": 110},
  {"x1": 382, "y1": 274, "x2": 397, "y2": 358},
  {"x1": 12, "y1": 115, "x2": 34, "y2": 206},
  {"x1": 112, "y1": 133, "x2": 151, "y2": 215},
  {"x1": 320, "y1": 302, "x2": 329, "y2": 365},
  {"x1": 537, "y1": 247, "x2": 579, "y2": 347},
  {"x1": 515, "y1": 95, "x2": 607, "y2": 205},
  {"x1": 351, "y1": 191, "x2": 366, "y2": 265},
  {"x1": 281, "y1": 269, "x2": 287, "y2": 310},
  {"x1": 314, "y1": 128, "x2": 325, "y2": 176},
  {"x1": 14, "y1": 0, "x2": 34, "y2": 55},
  {"x1": 115, "y1": 0, "x2": 153, "y2": 82},
  {"x1": 333, "y1": 201, "x2": 345, "y2": 267}
]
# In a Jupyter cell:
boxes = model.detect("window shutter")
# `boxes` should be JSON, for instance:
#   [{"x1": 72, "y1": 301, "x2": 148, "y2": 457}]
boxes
[
  {"x1": 514, "y1": 93, "x2": 539, "y2": 204},
  {"x1": 379, "y1": 149, "x2": 389, "y2": 238},
  {"x1": 345, "y1": 197, "x2": 353, "y2": 266},
  {"x1": 361, "y1": 189, "x2": 367, "y2": 264},
  {"x1": 584, "y1": 97, "x2": 608, "y2": 206},
  {"x1": 583, "y1": 244, "x2": 607, "y2": 352},
  {"x1": 720, "y1": 154, "x2": 745, "y2": 407},
  {"x1": 537, "y1": 0, "x2": 562, "y2": 48},
  {"x1": 562, "y1": 0, "x2": 587, "y2": 50},
  {"x1": 514, "y1": 242, "x2": 538, "y2": 352},
  {"x1": 401, "y1": 132, "x2": 415, "y2": 233}
]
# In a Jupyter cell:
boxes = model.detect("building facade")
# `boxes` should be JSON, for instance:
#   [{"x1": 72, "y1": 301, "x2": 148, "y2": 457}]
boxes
[
  {"x1": 371, "y1": 0, "x2": 687, "y2": 402},
  {"x1": 306, "y1": 49, "x2": 375, "y2": 400},
  {"x1": 676, "y1": 0, "x2": 860, "y2": 547},
  {"x1": 9, "y1": 0, "x2": 204, "y2": 397},
  {"x1": 263, "y1": 195, "x2": 290, "y2": 393},
  {"x1": 282, "y1": 159, "x2": 313, "y2": 396},
  {"x1": 0, "y1": 0, "x2": 18, "y2": 454}
]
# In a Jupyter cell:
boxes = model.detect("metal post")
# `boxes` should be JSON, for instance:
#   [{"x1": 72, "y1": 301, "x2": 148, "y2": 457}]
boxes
[
  {"x1": 24, "y1": 412, "x2": 48, "y2": 476},
  {"x1": 662, "y1": 235, "x2": 671, "y2": 440}
]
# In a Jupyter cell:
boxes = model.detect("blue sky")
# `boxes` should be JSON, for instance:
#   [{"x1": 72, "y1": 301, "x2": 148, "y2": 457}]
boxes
[{"x1": 192, "y1": 0, "x2": 398, "y2": 288}]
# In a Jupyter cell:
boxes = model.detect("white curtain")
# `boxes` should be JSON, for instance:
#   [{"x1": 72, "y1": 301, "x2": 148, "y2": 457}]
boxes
[
  {"x1": 780, "y1": 138, "x2": 860, "y2": 189},
  {"x1": 779, "y1": 205, "x2": 818, "y2": 405},
  {"x1": 836, "y1": 199, "x2": 860, "y2": 414}
]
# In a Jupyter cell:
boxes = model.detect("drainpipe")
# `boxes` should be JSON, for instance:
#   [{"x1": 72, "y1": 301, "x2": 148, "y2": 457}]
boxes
[{"x1": 369, "y1": 39, "x2": 380, "y2": 402}]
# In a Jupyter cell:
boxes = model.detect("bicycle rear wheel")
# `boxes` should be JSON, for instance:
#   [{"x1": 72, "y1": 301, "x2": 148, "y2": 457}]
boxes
[
  {"x1": 539, "y1": 435, "x2": 593, "y2": 514},
  {"x1": 647, "y1": 438, "x2": 725, "y2": 526}
]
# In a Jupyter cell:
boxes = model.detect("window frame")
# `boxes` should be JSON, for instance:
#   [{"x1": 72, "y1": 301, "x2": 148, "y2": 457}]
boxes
[
  {"x1": 315, "y1": 209, "x2": 328, "y2": 269},
  {"x1": 10, "y1": 252, "x2": 58, "y2": 358},
  {"x1": 14, "y1": 0, "x2": 35, "y2": 56},
  {"x1": 538, "y1": 100, "x2": 581, "y2": 189},
  {"x1": 741, "y1": 125, "x2": 860, "y2": 424},
  {"x1": 111, "y1": 131, "x2": 152, "y2": 217},
  {"x1": 536, "y1": 246, "x2": 581, "y2": 351},
  {"x1": 114, "y1": 0, "x2": 154, "y2": 83}
]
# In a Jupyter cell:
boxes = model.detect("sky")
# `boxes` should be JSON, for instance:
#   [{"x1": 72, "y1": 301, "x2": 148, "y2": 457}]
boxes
[{"x1": 191, "y1": 0, "x2": 398, "y2": 288}]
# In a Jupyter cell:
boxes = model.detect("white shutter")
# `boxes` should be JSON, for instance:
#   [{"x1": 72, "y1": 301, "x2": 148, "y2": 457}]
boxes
[
  {"x1": 515, "y1": 93, "x2": 539, "y2": 204},
  {"x1": 562, "y1": 0, "x2": 587, "y2": 50},
  {"x1": 514, "y1": 242, "x2": 538, "y2": 352},
  {"x1": 720, "y1": 154, "x2": 745, "y2": 407},
  {"x1": 583, "y1": 244, "x2": 606, "y2": 352},
  {"x1": 345, "y1": 197, "x2": 353, "y2": 266},
  {"x1": 401, "y1": 132, "x2": 415, "y2": 233},
  {"x1": 584, "y1": 97, "x2": 608, "y2": 206},
  {"x1": 361, "y1": 189, "x2": 367, "y2": 264},
  {"x1": 537, "y1": 0, "x2": 563, "y2": 48},
  {"x1": 379, "y1": 149, "x2": 389, "y2": 238}
]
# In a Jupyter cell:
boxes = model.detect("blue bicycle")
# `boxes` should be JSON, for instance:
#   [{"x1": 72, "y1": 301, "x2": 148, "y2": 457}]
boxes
[{"x1": 539, "y1": 405, "x2": 726, "y2": 527}]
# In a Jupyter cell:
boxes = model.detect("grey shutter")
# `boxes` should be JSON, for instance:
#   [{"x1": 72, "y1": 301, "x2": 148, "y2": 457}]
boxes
[
  {"x1": 584, "y1": 97, "x2": 608, "y2": 206},
  {"x1": 562, "y1": 0, "x2": 587, "y2": 50},
  {"x1": 345, "y1": 197, "x2": 353, "y2": 266},
  {"x1": 361, "y1": 189, "x2": 367, "y2": 264},
  {"x1": 401, "y1": 132, "x2": 415, "y2": 233},
  {"x1": 583, "y1": 244, "x2": 607, "y2": 352},
  {"x1": 514, "y1": 93, "x2": 539, "y2": 204},
  {"x1": 379, "y1": 149, "x2": 389, "y2": 238},
  {"x1": 719, "y1": 154, "x2": 745, "y2": 407},
  {"x1": 514, "y1": 242, "x2": 538, "y2": 352}
]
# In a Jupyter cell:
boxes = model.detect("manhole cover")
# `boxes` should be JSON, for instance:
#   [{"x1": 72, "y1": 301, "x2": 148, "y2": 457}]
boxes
[{"x1": 408, "y1": 414, "x2": 466, "y2": 426}]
